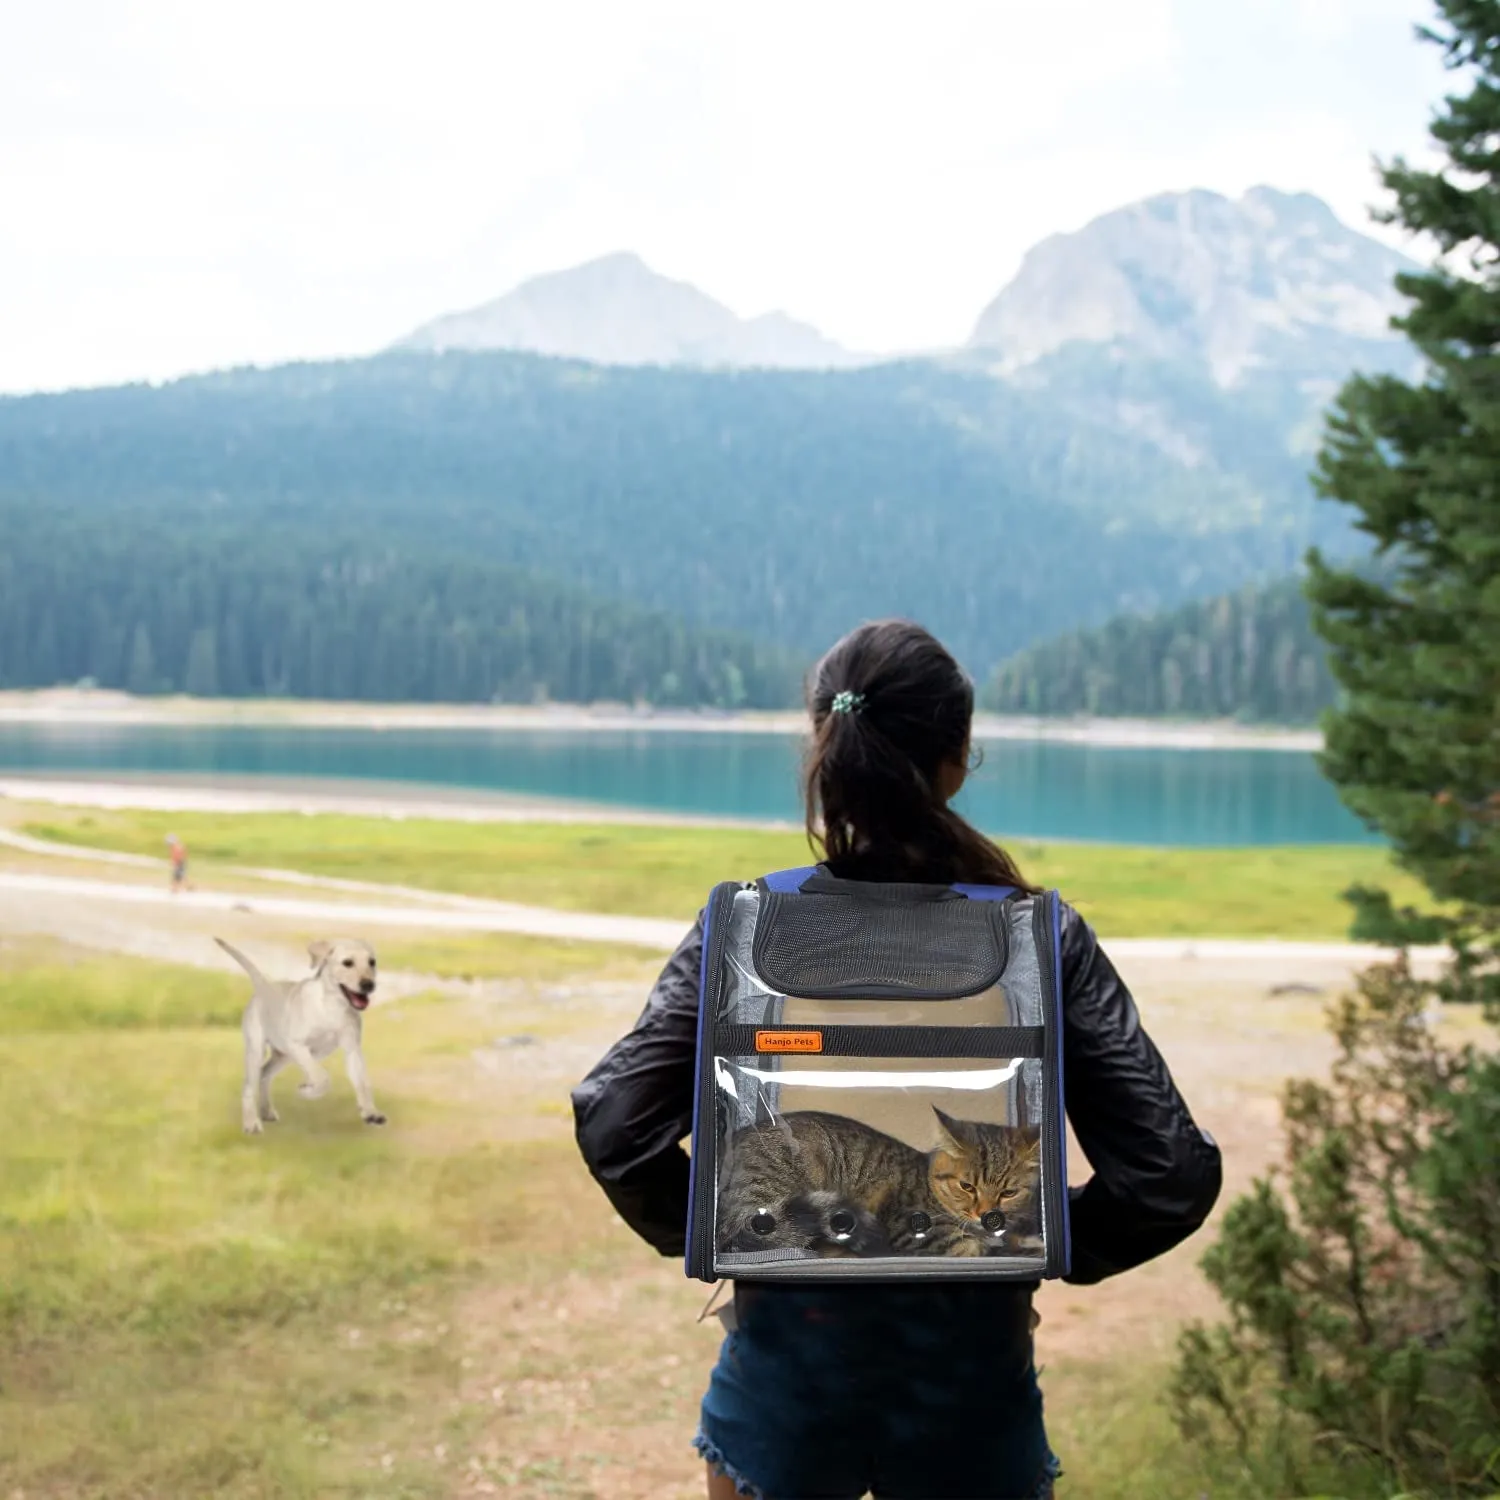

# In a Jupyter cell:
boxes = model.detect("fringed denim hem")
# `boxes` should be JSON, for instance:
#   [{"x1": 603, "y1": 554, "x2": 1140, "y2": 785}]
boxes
[
  {"x1": 1033, "y1": 1448, "x2": 1063, "y2": 1498},
  {"x1": 693, "y1": 1430, "x2": 1061, "y2": 1500},
  {"x1": 693, "y1": 1429, "x2": 770, "y2": 1499}
]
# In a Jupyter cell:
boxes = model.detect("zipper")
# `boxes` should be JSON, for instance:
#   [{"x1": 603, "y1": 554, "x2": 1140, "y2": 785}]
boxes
[
  {"x1": 687, "y1": 882, "x2": 739, "y2": 1281},
  {"x1": 1033, "y1": 890, "x2": 1068, "y2": 1278}
]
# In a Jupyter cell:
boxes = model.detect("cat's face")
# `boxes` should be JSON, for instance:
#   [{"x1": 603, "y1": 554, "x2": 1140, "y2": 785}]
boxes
[{"x1": 928, "y1": 1108, "x2": 1041, "y2": 1246}]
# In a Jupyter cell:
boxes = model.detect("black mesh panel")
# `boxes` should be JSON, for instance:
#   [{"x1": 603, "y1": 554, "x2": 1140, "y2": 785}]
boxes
[{"x1": 752, "y1": 890, "x2": 1008, "y2": 1000}]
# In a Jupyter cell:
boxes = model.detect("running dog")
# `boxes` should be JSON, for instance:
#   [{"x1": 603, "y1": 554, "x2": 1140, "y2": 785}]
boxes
[{"x1": 216, "y1": 937, "x2": 385, "y2": 1134}]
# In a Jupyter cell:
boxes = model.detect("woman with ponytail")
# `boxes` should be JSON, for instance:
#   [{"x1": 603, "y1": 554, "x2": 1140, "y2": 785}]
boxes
[{"x1": 573, "y1": 620, "x2": 1221, "y2": 1500}]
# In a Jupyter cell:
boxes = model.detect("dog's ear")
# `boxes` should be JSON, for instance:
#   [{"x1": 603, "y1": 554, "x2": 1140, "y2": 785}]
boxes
[{"x1": 308, "y1": 939, "x2": 333, "y2": 969}]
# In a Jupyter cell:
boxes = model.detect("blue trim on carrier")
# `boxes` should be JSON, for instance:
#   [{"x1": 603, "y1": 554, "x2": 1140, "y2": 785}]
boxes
[
  {"x1": 761, "y1": 868, "x2": 1017, "y2": 903},
  {"x1": 1050, "y1": 890, "x2": 1071, "y2": 1277},
  {"x1": 683, "y1": 895, "x2": 717, "y2": 1276},
  {"x1": 952, "y1": 883, "x2": 1016, "y2": 902}
]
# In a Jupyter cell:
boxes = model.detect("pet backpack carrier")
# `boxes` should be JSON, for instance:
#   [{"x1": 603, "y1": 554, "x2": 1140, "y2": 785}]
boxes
[{"x1": 685, "y1": 866, "x2": 1070, "y2": 1283}]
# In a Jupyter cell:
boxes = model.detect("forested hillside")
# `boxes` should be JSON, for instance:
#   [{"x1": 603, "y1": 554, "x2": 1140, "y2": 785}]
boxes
[
  {"x1": 0, "y1": 350, "x2": 1348, "y2": 676},
  {"x1": 0, "y1": 509, "x2": 804, "y2": 706},
  {"x1": 985, "y1": 577, "x2": 1336, "y2": 722},
  {"x1": 1, "y1": 182, "x2": 1422, "y2": 706}
]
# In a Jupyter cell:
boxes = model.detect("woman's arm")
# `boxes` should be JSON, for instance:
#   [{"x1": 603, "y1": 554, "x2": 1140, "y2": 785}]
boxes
[
  {"x1": 1058, "y1": 903, "x2": 1223, "y2": 1285},
  {"x1": 570, "y1": 916, "x2": 704, "y2": 1256}
]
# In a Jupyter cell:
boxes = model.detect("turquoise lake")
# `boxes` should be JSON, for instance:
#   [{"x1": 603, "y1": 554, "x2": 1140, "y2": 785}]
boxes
[{"x1": 0, "y1": 723, "x2": 1374, "y2": 846}]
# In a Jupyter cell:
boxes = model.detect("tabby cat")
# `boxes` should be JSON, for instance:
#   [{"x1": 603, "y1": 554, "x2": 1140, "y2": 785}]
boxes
[{"x1": 718, "y1": 1107, "x2": 1042, "y2": 1259}]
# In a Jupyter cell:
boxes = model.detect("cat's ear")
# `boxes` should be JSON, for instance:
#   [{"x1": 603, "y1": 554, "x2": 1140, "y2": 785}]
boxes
[{"x1": 932, "y1": 1107, "x2": 968, "y2": 1149}]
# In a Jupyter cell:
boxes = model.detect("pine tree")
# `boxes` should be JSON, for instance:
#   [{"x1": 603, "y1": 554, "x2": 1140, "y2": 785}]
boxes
[
  {"x1": 1172, "y1": 959, "x2": 1500, "y2": 1495},
  {"x1": 1173, "y1": 12, "x2": 1500, "y2": 1494},
  {"x1": 1307, "y1": 0, "x2": 1500, "y2": 960},
  {"x1": 183, "y1": 627, "x2": 219, "y2": 697},
  {"x1": 126, "y1": 623, "x2": 157, "y2": 696}
]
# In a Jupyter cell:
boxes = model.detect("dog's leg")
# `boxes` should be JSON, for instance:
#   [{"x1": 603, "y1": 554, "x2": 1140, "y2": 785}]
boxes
[
  {"x1": 343, "y1": 1042, "x2": 386, "y2": 1126},
  {"x1": 285, "y1": 1042, "x2": 331, "y2": 1099},
  {"x1": 340, "y1": 1038, "x2": 387, "y2": 1128},
  {"x1": 258, "y1": 1049, "x2": 290, "y2": 1123},
  {"x1": 241, "y1": 1011, "x2": 268, "y2": 1135}
]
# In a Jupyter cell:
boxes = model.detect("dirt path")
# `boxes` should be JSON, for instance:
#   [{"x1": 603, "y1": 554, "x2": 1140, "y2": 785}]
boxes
[
  {"x1": 0, "y1": 865, "x2": 688, "y2": 951},
  {"x1": 0, "y1": 823, "x2": 1438, "y2": 965}
]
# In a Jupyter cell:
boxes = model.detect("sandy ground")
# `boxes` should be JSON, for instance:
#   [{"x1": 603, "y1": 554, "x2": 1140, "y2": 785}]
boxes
[
  {"x1": 0, "y1": 772, "x2": 801, "y2": 830},
  {"x1": 0, "y1": 687, "x2": 1322, "y2": 751},
  {"x1": 0, "y1": 868, "x2": 691, "y2": 950}
]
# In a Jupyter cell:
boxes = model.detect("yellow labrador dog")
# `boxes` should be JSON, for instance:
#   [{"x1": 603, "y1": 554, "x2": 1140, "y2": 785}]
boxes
[{"x1": 216, "y1": 937, "x2": 385, "y2": 1134}]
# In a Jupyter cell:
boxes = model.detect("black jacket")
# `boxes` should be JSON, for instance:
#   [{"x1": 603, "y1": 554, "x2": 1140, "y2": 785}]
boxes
[{"x1": 571, "y1": 892, "x2": 1222, "y2": 1285}]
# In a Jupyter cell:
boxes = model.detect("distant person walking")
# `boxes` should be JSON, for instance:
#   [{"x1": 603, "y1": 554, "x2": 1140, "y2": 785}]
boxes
[{"x1": 166, "y1": 834, "x2": 190, "y2": 893}]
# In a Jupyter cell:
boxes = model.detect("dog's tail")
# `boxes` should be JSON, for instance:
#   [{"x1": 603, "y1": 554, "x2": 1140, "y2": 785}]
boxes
[{"x1": 214, "y1": 937, "x2": 272, "y2": 990}]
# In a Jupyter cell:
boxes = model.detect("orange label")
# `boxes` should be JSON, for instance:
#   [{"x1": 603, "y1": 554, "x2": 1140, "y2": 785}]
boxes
[{"x1": 754, "y1": 1029, "x2": 824, "y2": 1054}]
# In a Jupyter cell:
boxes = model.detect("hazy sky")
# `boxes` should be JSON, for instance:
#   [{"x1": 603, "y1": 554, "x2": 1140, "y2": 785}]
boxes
[{"x1": 2, "y1": 0, "x2": 1451, "y2": 393}]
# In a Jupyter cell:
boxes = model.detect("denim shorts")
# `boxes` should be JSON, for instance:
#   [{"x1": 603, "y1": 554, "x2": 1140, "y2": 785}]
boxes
[{"x1": 695, "y1": 1282, "x2": 1061, "y2": 1500}]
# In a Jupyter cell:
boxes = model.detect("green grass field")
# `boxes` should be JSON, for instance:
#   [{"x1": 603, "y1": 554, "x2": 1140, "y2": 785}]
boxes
[
  {"x1": 378, "y1": 931, "x2": 665, "y2": 984},
  {"x1": 18, "y1": 804, "x2": 1436, "y2": 939},
  {"x1": 0, "y1": 935, "x2": 676, "y2": 1498},
  {"x1": 0, "y1": 920, "x2": 1435, "y2": 1499}
]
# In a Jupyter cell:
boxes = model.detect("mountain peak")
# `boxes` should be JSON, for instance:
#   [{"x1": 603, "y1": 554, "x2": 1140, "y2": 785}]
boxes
[
  {"x1": 1242, "y1": 184, "x2": 1338, "y2": 214},
  {"x1": 582, "y1": 250, "x2": 648, "y2": 270},
  {"x1": 536, "y1": 251, "x2": 667, "y2": 286},
  {"x1": 967, "y1": 186, "x2": 1414, "y2": 385},
  {"x1": 395, "y1": 254, "x2": 861, "y2": 371}
]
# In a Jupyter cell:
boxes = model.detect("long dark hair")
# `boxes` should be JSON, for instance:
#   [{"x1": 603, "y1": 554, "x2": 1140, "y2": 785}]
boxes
[{"x1": 802, "y1": 619, "x2": 1036, "y2": 890}]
